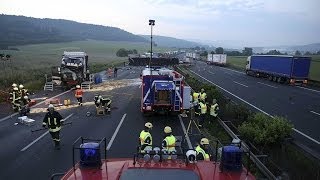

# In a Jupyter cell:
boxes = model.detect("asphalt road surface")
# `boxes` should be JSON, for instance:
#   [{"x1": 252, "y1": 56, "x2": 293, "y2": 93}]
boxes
[
  {"x1": 0, "y1": 66, "x2": 201, "y2": 180},
  {"x1": 189, "y1": 61, "x2": 320, "y2": 156}
]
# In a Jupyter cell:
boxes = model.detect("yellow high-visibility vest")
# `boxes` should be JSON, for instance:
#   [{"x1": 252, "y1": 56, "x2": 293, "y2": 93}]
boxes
[
  {"x1": 163, "y1": 135, "x2": 176, "y2": 152},
  {"x1": 199, "y1": 102, "x2": 207, "y2": 114},
  {"x1": 139, "y1": 130, "x2": 152, "y2": 146},
  {"x1": 196, "y1": 145, "x2": 210, "y2": 161},
  {"x1": 210, "y1": 103, "x2": 219, "y2": 117},
  {"x1": 193, "y1": 92, "x2": 200, "y2": 103},
  {"x1": 200, "y1": 92, "x2": 207, "y2": 101}
]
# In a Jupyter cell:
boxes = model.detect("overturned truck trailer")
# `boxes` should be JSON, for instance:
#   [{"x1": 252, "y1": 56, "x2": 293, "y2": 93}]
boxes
[{"x1": 129, "y1": 57, "x2": 179, "y2": 66}]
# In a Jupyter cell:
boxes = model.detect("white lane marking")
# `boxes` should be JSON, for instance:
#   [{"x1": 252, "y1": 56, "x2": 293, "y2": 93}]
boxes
[
  {"x1": 224, "y1": 72, "x2": 233, "y2": 76},
  {"x1": 21, "y1": 113, "x2": 74, "y2": 151},
  {"x1": 233, "y1": 81, "x2": 249, "y2": 88},
  {"x1": 139, "y1": 83, "x2": 142, "y2": 88},
  {"x1": 292, "y1": 128, "x2": 320, "y2": 145},
  {"x1": 106, "y1": 113, "x2": 127, "y2": 150},
  {"x1": 190, "y1": 70, "x2": 320, "y2": 145},
  {"x1": 257, "y1": 82, "x2": 278, "y2": 89},
  {"x1": 310, "y1": 111, "x2": 320, "y2": 116},
  {"x1": 208, "y1": 71, "x2": 215, "y2": 75},
  {"x1": 297, "y1": 86, "x2": 320, "y2": 94},
  {"x1": 179, "y1": 115, "x2": 192, "y2": 149},
  {"x1": 220, "y1": 67, "x2": 246, "y2": 74},
  {"x1": 0, "y1": 89, "x2": 73, "y2": 123}
]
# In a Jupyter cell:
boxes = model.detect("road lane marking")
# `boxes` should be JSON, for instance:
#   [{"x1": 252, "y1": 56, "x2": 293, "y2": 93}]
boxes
[
  {"x1": 179, "y1": 115, "x2": 192, "y2": 149},
  {"x1": 20, "y1": 113, "x2": 74, "y2": 151},
  {"x1": 106, "y1": 113, "x2": 127, "y2": 150},
  {"x1": 190, "y1": 70, "x2": 320, "y2": 145},
  {"x1": 310, "y1": 111, "x2": 320, "y2": 116},
  {"x1": 0, "y1": 89, "x2": 74, "y2": 123},
  {"x1": 233, "y1": 81, "x2": 249, "y2": 88},
  {"x1": 257, "y1": 82, "x2": 278, "y2": 89},
  {"x1": 220, "y1": 67, "x2": 246, "y2": 74},
  {"x1": 208, "y1": 71, "x2": 215, "y2": 75},
  {"x1": 297, "y1": 86, "x2": 320, "y2": 94},
  {"x1": 224, "y1": 72, "x2": 232, "y2": 76},
  {"x1": 139, "y1": 83, "x2": 142, "y2": 88}
]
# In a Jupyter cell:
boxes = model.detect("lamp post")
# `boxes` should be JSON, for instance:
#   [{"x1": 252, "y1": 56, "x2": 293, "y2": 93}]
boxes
[{"x1": 149, "y1": 19, "x2": 155, "y2": 68}]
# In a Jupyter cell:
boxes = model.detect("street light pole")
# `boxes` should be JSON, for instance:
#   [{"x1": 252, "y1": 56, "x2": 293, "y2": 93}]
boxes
[{"x1": 149, "y1": 20, "x2": 155, "y2": 69}]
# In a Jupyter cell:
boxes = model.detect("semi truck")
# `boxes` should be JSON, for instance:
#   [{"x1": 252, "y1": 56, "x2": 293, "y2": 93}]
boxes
[
  {"x1": 141, "y1": 67, "x2": 191, "y2": 115},
  {"x1": 245, "y1": 55, "x2": 311, "y2": 85},
  {"x1": 207, "y1": 54, "x2": 227, "y2": 66}
]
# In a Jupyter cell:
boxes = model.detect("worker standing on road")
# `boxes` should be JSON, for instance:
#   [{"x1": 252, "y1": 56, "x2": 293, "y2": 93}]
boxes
[
  {"x1": 75, "y1": 85, "x2": 83, "y2": 106},
  {"x1": 209, "y1": 99, "x2": 219, "y2": 123},
  {"x1": 199, "y1": 88, "x2": 207, "y2": 102},
  {"x1": 139, "y1": 122, "x2": 153, "y2": 153},
  {"x1": 193, "y1": 91, "x2": 200, "y2": 116},
  {"x1": 10, "y1": 84, "x2": 19, "y2": 111},
  {"x1": 198, "y1": 99, "x2": 207, "y2": 128},
  {"x1": 42, "y1": 104, "x2": 64, "y2": 150},
  {"x1": 107, "y1": 67, "x2": 112, "y2": 78},
  {"x1": 162, "y1": 126, "x2": 176, "y2": 155},
  {"x1": 114, "y1": 67, "x2": 118, "y2": 77},
  {"x1": 196, "y1": 138, "x2": 211, "y2": 161}
]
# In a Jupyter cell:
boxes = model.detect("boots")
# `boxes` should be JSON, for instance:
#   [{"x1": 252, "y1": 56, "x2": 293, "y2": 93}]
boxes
[{"x1": 54, "y1": 141, "x2": 60, "y2": 150}]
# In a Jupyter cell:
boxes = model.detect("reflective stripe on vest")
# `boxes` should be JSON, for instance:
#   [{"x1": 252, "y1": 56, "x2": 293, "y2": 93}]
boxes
[
  {"x1": 196, "y1": 145, "x2": 210, "y2": 161},
  {"x1": 193, "y1": 92, "x2": 199, "y2": 103},
  {"x1": 49, "y1": 126, "x2": 61, "y2": 132},
  {"x1": 140, "y1": 131, "x2": 152, "y2": 146},
  {"x1": 200, "y1": 92, "x2": 207, "y2": 101},
  {"x1": 210, "y1": 103, "x2": 218, "y2": 117},
  {"x1": 200, "y1": 102, "x2": 207, "y2": 114},
  {"x1": 164, "y1": 135, "x2": 176, "y2": 152}
]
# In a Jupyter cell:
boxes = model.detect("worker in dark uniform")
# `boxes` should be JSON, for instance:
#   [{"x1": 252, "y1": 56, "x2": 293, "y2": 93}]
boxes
[
  {"x1": 139, "y1": 122, "x2": 153, "y2": 153},
  {"x1": 114, "y1": 67, "x2": 118, "y2": 77},
  {"x1": 198, "y1": 99, "x2": 207, "y2": 128},
  {"x1": 195, "y1": 138, "x2": 211, "y2": 161},
  {"x1": 42, "y1": 104, "x2": 64, "y2": 150}
]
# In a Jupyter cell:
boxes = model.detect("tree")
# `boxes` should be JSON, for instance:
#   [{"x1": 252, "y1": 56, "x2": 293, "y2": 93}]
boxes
[
  {"x1": 194, "y1": 46, "x2": 200, "y2": 51},
  {"x1": 242, "y1": 47, "x2": 253, "y2": 56},
  {"x1": 116, "y1": 48, "x2": 128, "y2": 57},
  {"x1": 210, "y1": 51, "x2": 215, "y2": 54},
  {"x1": 304, "y1": 51, "x2": 312, "y2": 55},
  {"x1": 200, "y1": 47, "x2": 206, "y2": 51},
  {"x1": 200, "y1": 51, "x2": 208, "y2": 57},
  {"x1": 267, "y1": 49, "x2": 282, "y2": 55},
  {"x1": 215, "y1": 47, "x2": 224, "y2": 54},
  {"x1": 295, "y1": 50, "x2": 301, "y2": 56},
  {"x1": 133, "y1": 49, "x2": 138, "y2": 54},
  {"x1": 225, "y1": 51, "x2": 242, "y2": 56},
  {"x1": 317, "y1": 51, "x2": 320, "y2": 55}
]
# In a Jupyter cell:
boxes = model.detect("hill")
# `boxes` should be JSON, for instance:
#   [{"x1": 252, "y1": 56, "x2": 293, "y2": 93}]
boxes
[
  {"x1": 139, "y1": 35, "x2": 200, "y2": 48},
  {"x1": 0, "y1": 14, "x2": 147, "y2": 48}
]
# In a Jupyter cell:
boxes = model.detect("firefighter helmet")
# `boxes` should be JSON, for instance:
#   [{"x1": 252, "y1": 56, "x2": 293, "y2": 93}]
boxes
[
  {"x1": 48, "y1": 104, "x2": 54, "y2": 109},
  {"x1": 76, "y1": 85, "x2": 80, "y2": 89},
  {"x1": 200, "y1": 138, "x2": 209, "y2": 145},
  {"x1": 164, "y1": 126, "x2": 172, "y2": 134},
  {"x1": 19, "y1": 84, "x2": 24, "y2": 89},
  {"x1": 12, "y1": 83, "x2": 17, "y2": 87},
  {"x1": 13, "y1": 87, "x2": 18, "y2": 91},
  {"x1": 24, "y1": 96, "x2": 28, "y2": 100},
  {"x1": 201, "y1": 88, "x2": 205, "y2": 92},
  {"x1": 145, "y1": 122, "x2": 153, "y2": 129}
]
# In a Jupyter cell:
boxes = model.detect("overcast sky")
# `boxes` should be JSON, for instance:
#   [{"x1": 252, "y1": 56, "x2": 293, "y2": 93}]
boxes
[{"x1": 1, "y1": 0, "x2": 319, "y2": 47}]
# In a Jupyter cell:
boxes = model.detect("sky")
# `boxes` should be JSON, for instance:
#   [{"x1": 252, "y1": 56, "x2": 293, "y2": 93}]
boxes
[{"x1": 1, "y1": 0, "x2": 319, "y2": 47}]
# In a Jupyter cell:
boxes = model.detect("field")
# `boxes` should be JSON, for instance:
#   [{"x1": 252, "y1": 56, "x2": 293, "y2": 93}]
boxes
[
  {"x1": 0, "y1": 40, "x2": 175, "y2": 90},
  {"x1": 226, "y1": 55, "x2": 320, "y2": 81}
]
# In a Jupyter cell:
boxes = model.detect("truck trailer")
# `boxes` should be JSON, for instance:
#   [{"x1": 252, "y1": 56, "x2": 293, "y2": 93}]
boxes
[
  {"x1": 207, "y1": 54, "x2": 227, "y2": 66},
  {"x1": 246, "y1": 55, "x2": 311, "y2": 85},
  {"x1": 141, "y1": 67, "x2": 190, "y2": 115}
]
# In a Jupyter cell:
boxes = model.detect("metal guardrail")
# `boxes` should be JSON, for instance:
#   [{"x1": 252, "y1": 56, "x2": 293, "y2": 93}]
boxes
[{"x1": 176, "y1": 66, "x2": 277, "y2": 179}]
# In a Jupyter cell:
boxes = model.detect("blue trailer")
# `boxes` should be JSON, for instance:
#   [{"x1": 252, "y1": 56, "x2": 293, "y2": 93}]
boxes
[
  {"x1": 141, "y1": 67, "x2": 190, "y2": 115},
  {"x1": 245, "y1": 55, "x2": 311, "y2": 84}
]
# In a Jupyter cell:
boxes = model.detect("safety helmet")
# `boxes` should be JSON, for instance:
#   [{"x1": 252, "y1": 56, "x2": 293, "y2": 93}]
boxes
[
  {"x1": 76, "y1": 85, "x2": 80, "y2": 89},
  {"x1": 24, "y1": 96, "x2": 28, "y2": 100},
  {"x1": 145, "y1": 122, "x2": 153, "y2": 129},
  {"x1": 201, "y1": 88, "x2": 204, "y2": 92},
  {"x1": 12, "y1": 83, "x2": 17, "y2": 87},
  {"x1": 48, "y1": 104, "x2": 54, "y2": 109},
  {"x1": 164, "y1": 126, "x2": 172, "y2": 134},
  {"x1": 200, "y1": 138, "x2": 209, "y2": 145},
  {"x1": 19, "y1": 84, "x2": 24, "y2": 89},
  {"x1": 13, "y1": 87, "x2": 18, "y2": 91}
]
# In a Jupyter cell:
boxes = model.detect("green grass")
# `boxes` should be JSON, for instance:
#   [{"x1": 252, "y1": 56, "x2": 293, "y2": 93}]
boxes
[
  {"x1": 0, "y1": 40, "x2": 175, "y2": 89},
  {"x1": 226, "y1": 55, "x2": 320, "y2": 81}
]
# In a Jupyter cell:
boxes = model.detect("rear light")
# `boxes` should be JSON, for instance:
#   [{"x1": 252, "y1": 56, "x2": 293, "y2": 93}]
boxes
[
  {"x1": 303, "y1": 79, "x2": 308, "y2": 84},
  {"x1": 290, "y1": 79, "x2": 295, "y2": 84},
  {"x1": 143, "y1": 83, "x2": 145, "y2": 86}
]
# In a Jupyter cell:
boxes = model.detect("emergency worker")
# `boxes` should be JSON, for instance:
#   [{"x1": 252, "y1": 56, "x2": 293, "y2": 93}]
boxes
[
  {"x1": 199, "y1": 88, "x2": 207, "y2": 102},
  {"x1": 162, "y1": 126, "x2": 176, "y2": 153},
  {"x1": 139, "y1": 122, "x2": 153, "y2": 153},
  {"x1": 198, "y1": 99, "x2": 207, "y2": 127},
  {"x1": 210, "y1": 99, "x2": 219, "y2": 123},
  {"x1": 75, "y1": 85, "x2": 83, "y2": 106},
  {"x1": 195, "y1": 138, "x2": 211, "y2": 161}
]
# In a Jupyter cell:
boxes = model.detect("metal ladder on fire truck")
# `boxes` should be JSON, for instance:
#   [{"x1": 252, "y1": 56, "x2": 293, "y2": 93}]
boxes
[{"x1": 173, "y1": 78, "x2": 183, "y2": 111}]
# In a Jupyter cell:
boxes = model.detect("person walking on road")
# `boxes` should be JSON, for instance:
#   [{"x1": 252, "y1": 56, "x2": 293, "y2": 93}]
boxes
[
  {"x1": 114, "y1": 67, "x2": 118, "y2": 77},
  {"x1": 42, "y1": 104, "x2": 64, "y2": 150},
  {"x1": 139, "y1": 122, "x2": 153, "y2": 153},
  {"x1": 195, "y1": 138, "x2": 211, "y2": 161},
  {"x1": 75, "y1": 85, "x2": 83, "y2": 106}
]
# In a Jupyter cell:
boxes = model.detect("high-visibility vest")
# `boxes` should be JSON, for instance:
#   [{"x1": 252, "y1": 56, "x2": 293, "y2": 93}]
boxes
[
  {"x1": 210, "y1": 103, "x2": 219, "y2": 117},
  {"x1": 163, "y1": 135, "x2": 176, "y2": 152},
  {"x1": 75, "y1": 89, "x2": 83, "y2": 98},
  {"x1": 139, "y1": 130, "x2": 152, "y2": 146},
  {"x1": 200, "y1": 92, "x2": 207, "y2": 101},
  {"x1": 196, "y1": 145, "x2": 210, "y2": 161},
  {"x1": 199, "y1": 102, "x2": 207, "y2": 114},
  {"x1": 45, "y1": 117, "x2": 61, "y2": 132},
  {"x1": 193, "y1": 92, "x2": 200, "y2": 103}
]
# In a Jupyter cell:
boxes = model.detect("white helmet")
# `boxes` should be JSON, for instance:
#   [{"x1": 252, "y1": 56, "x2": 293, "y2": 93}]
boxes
[
  {"x1": 24, "y1": 96, "x2": 28, "y2": 100},
  {"x1": 48, "y1": 104, "x2": 54, "y2": 109},
  {"x1": 19, "y1": 84, "x2": 24, "y2": 89},
  {"x1": 13, "y1": 87, "x2": 18, "y2": 91},
  {"x1": 12, "y1": 83, "x2": 17, "y2": 87},
  {"x1": 145, "y1": 122, "x2": 153, "y2": 129},
  {"x1": 76, "y1": 85, "x2": 80, "y2": 89}
]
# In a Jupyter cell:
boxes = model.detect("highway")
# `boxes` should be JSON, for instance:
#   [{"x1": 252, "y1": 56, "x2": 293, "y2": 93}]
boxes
[
  {"x1": 0, "y1": 67, "x2": 197, "y2": 180},
  {"x1": 189, "y1": 61, "x2": 320, "y2": 155}
]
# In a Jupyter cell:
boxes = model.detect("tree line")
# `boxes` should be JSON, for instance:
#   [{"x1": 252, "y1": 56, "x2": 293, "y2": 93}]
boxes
[{"x1": 116, "y1": 48, "x2": 138, "y2": 57}]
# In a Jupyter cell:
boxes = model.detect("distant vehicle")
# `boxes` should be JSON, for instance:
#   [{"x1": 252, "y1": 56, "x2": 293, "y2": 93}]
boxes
[
  {"x1": 207, "y1": 54, "x2": 227, "y2": 66},
  {"x1": 246, "y1": 55, "x2": 311, "y2": 85},
  {"x1": 52, "y1": 52, "x2": 90, "y2": 88},
  {"x1": 186, "y1": 52, "x2": 200, "y2": 60},
  {"x1": 141, "y1": 67, "x2": 191, "y2": 115}
]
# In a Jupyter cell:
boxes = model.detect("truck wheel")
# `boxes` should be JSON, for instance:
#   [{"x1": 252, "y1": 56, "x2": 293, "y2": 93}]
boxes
[
  {"x1": 277, "y1": 77, "x2": 282, "y2": 83},
  {"x1": 272, "y1": 76, "x2": 277, "y2": 82},
  {"x1": 268, "y1": 76, "x2": 273, "y2": 81}
]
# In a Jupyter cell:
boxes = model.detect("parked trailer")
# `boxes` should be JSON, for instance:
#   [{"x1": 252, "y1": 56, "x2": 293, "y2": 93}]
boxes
[
  {"x1": 246, "y1": 55, "x2": 311, "y2": 85},
  {"x1": 207, "y1": 54, "x2": 227, "y2": 66},
  {"x1": 141, "y1": 67, "x2": 190, "y2": 115}
]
